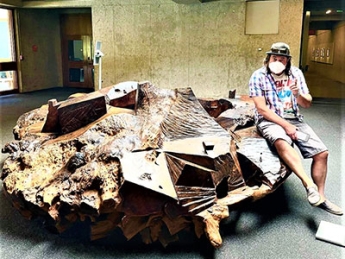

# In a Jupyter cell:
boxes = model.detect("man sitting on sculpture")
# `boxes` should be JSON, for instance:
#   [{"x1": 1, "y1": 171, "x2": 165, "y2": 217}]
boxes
[{"x1": 248, "y1": 42, "x2": 343, "y2": 216}]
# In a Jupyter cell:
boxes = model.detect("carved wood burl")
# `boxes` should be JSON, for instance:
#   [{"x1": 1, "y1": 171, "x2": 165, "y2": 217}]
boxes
[{"x1": 1, "y1": 81, "x2": 291, "y2": 248}]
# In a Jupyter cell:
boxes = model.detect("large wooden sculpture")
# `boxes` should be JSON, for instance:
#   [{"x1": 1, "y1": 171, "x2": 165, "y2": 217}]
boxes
[{"x1": 1, "y1": 81, "x2": 291, "y2": 248}]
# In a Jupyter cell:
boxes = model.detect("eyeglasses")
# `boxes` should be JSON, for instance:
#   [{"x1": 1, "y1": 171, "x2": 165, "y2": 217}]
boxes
[{"x1": 270, "y1": 48, "x2": 289, "y2": 55}]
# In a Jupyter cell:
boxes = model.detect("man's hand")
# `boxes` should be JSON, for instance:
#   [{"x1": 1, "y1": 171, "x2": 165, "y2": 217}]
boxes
[
  {"x1": 283, "y1": 123, "x2": 298, "y2": 140},
  {"x1": 252, "y1": 96, "x2": 298, "y2": 140},
  {"x1": 289, "y1": 79, "x2": 300, "y2": 97},
  {"x1": 289, "y1": 79, "x2": 312, "y2": 108}
]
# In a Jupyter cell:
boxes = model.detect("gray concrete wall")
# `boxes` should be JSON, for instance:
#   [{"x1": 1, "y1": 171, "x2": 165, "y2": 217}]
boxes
[
  {"x1": 17, "y1": 8, "x2": 63, "y2": 92},
  {"x1": 14, "y1": 0, "x2": 304, "y2": 96},
  {"x1": 92, "y1": 0, "x2": 304, "y2": 98}
]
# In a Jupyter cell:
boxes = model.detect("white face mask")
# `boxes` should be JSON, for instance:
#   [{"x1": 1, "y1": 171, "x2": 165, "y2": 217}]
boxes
[{"x1": 269, "y1": 61, "x2": 286, "y2": 75}]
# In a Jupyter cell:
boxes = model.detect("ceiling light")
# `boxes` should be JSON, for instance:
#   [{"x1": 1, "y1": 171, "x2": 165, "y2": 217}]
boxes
[{"x1": 326, "y1": 9, "x2": 332, "y2": 14}]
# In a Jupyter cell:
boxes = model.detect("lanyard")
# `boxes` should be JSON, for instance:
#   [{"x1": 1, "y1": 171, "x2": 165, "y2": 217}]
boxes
[
  {"x1": 267, "y1": 73, "x2": 278, "y2": 95},
  {"x1": 265, "y1": 72, "x2": 298, "y2": 115}
]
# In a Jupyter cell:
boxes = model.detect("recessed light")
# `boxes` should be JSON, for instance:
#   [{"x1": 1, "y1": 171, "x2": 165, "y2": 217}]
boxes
[{"x1": 326, "y1": 9, "x2": 332, "y2": 14}]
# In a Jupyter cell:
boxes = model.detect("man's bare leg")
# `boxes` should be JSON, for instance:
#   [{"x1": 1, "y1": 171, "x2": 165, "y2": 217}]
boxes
[
  {"x1": 310, "y1": 151, "x2": 328, "y2": 201},
  {"x1": 274, "y1": 139, "x2": 315, "y2": 188},
  {"x1": 310, "y1": 151, "x2": 343, "y2": 215}
]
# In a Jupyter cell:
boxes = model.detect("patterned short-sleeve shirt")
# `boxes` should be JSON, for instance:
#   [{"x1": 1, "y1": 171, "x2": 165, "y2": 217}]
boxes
[{"x1": 248, "y1": 65, "x2": 309, "y2": 123}]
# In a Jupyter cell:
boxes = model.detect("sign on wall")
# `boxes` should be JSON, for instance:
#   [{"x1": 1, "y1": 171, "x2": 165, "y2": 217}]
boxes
[
  {"x1": 311, "y1": 43, "x2": 334, "y2": 64},
  {"x1": 245, "y1": 0, "x2": 280, "y2": 34}
]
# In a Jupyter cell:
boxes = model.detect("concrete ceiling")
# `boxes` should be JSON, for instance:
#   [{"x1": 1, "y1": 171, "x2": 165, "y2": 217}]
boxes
[{"x1": 304, "y1": 0, "x2": 345, "y2": 30}]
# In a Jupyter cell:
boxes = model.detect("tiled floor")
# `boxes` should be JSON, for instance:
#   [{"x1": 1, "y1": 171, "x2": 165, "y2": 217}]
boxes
[{"x1": 304, "y1": 72, "x2": 345, "y2": 99}]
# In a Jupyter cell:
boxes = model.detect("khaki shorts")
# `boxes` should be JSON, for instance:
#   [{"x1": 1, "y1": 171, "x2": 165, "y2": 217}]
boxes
[{"x1": 257, "y1": 119, "x2": 328, "y2": 158}]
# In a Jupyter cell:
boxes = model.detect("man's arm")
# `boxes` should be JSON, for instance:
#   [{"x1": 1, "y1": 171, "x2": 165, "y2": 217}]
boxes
[
  {"x1": 252, "y1": 96, "x2": 298, "y2": 139},
  {"x1": 290, "y1": 69, "x2": 313, "y2": 108},
  {"x1": 296, "y1": 93, "x2": 312, "y2": 108},
  {"x1": 289, "y1": 81, "x2": 312, "y2": 108}
]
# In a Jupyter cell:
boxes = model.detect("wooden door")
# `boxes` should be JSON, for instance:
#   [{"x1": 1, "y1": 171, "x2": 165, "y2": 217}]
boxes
[{"x1": 60, "y1": 13, "x2": 93, "y2": 88}]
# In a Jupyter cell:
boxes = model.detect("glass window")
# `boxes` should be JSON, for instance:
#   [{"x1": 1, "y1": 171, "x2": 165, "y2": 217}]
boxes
[
  {"x1": 68, "y1": 40, "x2": 84, "y2": 61},
  {"x1": 0, "y1": 8, "x2": 17, "y2": 92}
]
